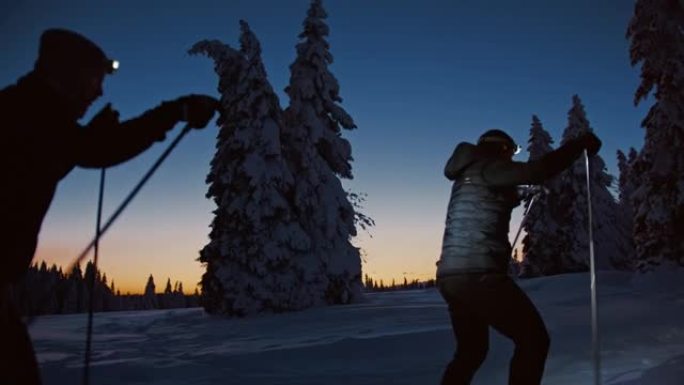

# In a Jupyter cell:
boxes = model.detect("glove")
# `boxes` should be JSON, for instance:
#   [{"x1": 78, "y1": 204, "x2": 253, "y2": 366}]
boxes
[
  {"x1": 175, "y1": 94, "x2": 219, "y2": 129},
  {"x1": 517, "y1": 185, "x2": 550, "y2": 200},
  {"x1": 579, "y1": 132, "x2": 602, "y2": 156}
]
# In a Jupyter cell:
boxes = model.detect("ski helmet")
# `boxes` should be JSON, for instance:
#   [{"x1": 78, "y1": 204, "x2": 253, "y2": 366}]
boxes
[{"x1": 477, "y1": 129, "x2": 521, "y2": 155}]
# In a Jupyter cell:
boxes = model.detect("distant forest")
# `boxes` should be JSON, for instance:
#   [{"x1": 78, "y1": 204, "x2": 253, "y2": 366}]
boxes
[
  {"x1": 363, "y1": 275, "x2": 436, "y2": 292},
  {"x1": 11, "y1": 261, "x2": 199, "y2": 317}
]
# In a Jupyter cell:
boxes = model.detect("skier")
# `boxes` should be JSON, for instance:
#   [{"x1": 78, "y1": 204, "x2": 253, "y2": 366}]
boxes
[
  {"x1": 436, "y1": 128, "x2": 601, "y2": 385},
  {"x1": 0, "y1": 28, "x2": 219, "y2": 385}
]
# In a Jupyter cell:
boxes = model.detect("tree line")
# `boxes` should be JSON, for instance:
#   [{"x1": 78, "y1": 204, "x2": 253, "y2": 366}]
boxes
[
  {"x1": 363, "y1": 275, "x2": 437, "y2": 292},
  {"x1": 11, "y1": 261, "x2": 199, "y2": 316}
]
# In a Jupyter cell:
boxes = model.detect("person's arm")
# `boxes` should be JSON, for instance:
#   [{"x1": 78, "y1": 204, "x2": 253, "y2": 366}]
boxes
[
  {"x1": 480, "y1": 136, "x2": 595, "y2": 186},
  {"x1": 444, "y1": 142, "x2": 477, "y2": 180},
  {"x1": 75, "y1": 101, "x2": 180, "y2": 168},
  {"x1": 76, "y1": 95, "x2": 218, "y2": 168}
]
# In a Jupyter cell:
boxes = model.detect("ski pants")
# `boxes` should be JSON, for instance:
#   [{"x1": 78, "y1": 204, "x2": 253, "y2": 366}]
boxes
[
  {"x1": 0, "y1": 284, "x2": 42, "y2": 385},
  {"x1": 437, "y1": 273, "x2": 550, "y2": 385}
]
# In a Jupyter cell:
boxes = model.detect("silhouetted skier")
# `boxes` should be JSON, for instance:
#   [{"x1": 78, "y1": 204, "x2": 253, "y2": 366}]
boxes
[
  {"x1": 0, "y1": 29, "x2": 219, "y2": 385},
  {"x1": 436, "y1": 129, "x2": 601, "y2": 385}
]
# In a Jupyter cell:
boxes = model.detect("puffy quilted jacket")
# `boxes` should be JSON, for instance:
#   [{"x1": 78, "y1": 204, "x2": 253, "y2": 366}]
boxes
[{"x1": 437, "y1": 139, "x2": 586, "y2": 277}]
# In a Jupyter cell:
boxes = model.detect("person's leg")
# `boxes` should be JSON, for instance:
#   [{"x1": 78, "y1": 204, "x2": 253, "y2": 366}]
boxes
[
  {"x1": 438, "y1": 276, "x2": 490, "y2": 385},
  {"x1": 1, "y1": 285, "x2": 42, "y2": 385},
  {"x1": 472, "y1": 275, "x2": 550, "y2": 385}
]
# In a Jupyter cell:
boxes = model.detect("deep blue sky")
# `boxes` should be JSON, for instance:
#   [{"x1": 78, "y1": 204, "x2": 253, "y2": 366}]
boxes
[{"x1": 1, "y1": 0, "x2": 650, "y2": 291}]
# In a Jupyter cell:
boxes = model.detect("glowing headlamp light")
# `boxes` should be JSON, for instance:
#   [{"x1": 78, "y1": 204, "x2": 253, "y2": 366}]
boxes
[{"x1": 104, "y1": 59, "x2": 119, "y2": 74}]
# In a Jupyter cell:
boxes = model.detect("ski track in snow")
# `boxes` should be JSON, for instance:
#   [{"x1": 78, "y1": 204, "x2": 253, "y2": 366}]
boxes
[{"x1": 29, "y1": 271, "x2": 684, "y2": 385}]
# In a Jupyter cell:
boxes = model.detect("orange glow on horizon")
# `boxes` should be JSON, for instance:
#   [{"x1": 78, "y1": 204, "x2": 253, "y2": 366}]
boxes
[{"x1": 31, "y1": 201, "x2": 527, "y2": 297}]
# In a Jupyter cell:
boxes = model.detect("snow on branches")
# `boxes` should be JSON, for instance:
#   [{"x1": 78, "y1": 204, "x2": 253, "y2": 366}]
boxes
[{"x1": 190, "y1": 1, "x2": 368, "y2": 316}]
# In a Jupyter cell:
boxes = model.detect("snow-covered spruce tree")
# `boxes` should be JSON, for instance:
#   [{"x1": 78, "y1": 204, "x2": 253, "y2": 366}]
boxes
[
  {"x1": 627, "y1": 0, "x2": 684, "y2": 269},
  {"x1": 191, "y1": 21, "x2": 314, "y2": 316},
  {"x1": 520, "y1": 115, "x2": 567, "y2": 277},
  {"x1": 283, "y1": 0, "x2": 362, "y2": 304},
  {"x1": 616, "y1": 148, "x2": 639, "y2": 269},
  {"x1": 554, "y1": 95, "x2": 628, "y2": 272}
]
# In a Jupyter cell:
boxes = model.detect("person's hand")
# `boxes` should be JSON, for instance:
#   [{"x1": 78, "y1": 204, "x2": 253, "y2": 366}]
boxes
[
  {"x1": 517, "y1": 185, "x2": 551, "y2": 200},
  {"x1": 87, "y1": 103, "x2": 120, "y2": 130},
  {"x1": 580, "y1": 132, "x2": 602, "y2": 156},
  {"x1": 176, "y1": 94, "x2": 219, "y2": 129}
]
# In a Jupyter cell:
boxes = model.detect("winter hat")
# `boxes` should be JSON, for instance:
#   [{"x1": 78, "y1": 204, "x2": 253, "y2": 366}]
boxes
[
  {"x1": 477, "y1": 129, "x2": 521, "y2": 154},
  {"x1": 35, "y1": 28, "x2": 118, "y2": 75}
]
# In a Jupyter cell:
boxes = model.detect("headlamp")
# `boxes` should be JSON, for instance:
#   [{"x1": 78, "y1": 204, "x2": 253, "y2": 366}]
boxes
[
  {"x1": 478, "y1": 136, "x2": 521, "y2": 156},
  {"x1": 105, "y1": 59, "x2": 119, "y2": 74}
]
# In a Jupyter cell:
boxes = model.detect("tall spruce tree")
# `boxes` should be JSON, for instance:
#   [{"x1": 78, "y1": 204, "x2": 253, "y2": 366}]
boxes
[
  {"x1": 520, "y1": 115, "x2": 566, "y2": 276},
  {"x1": 164, "y1": 278, "x2": 173, "y2": 295},
  {"x1": 284, "y1": 0, "x2": 362, "y2": 304},
  {"x1": 555, "y1": 96, "x2": 627, "y2": 271},
  {"x1": 72, "y1": 263, "x2": 88, "y2": 312},
  {"x1": 61, "y1": 264, "x2": 81, "y2": 313},
  {"x1": 143, "y1": 274, "x2": 157, "y2": 310},
  {"x1": 617, "y1": 148, "x2": 639, "y2": 269},
  {"x1": 627, "y1": 0, "x2": 684, "y2": 269},
  {"x1": 191, "y1": 21, "x2": 314, "y2": 316}
]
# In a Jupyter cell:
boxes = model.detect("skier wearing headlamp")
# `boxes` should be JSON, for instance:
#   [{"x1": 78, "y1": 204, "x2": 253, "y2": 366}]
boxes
[
  {"x1": 436, "y1": 128, "x2": 601, "y2": 385},
  {"x1": 0, "y1": 28, "x2": 219, "y2": 385}
]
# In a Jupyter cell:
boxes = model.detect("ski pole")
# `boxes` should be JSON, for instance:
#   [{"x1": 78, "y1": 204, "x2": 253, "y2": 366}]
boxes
[
  {"x1": 511, "y1": 185, "x2": 550, "y2": 253},
  {"x1": 83, "y1": 168, "x2": 106, "y2": 385},
  {"x1": 585, "y1": 149, "x2": 601, "y2": 385},
  {"x1": 511, "y1": 191, "x2": 538, "y2": 253}
]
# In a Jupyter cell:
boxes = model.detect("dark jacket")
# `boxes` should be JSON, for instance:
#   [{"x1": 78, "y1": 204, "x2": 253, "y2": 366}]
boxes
[
  {"x1": 437, "y1": 138, "x2": 586, "y2": 277},
  {"x1": 0, "y1": 72, "x2": 180, "y2": 284}
]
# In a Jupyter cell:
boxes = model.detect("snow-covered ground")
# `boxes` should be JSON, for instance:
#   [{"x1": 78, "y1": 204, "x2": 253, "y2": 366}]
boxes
[{"x1": 29, "y1": 270, "x2": 684, "y2": 385}]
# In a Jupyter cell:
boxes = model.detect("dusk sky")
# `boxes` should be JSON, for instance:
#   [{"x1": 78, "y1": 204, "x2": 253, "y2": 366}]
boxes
[{"x1": 1, "y1": 0, "x2": 650, "y2": 293}]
